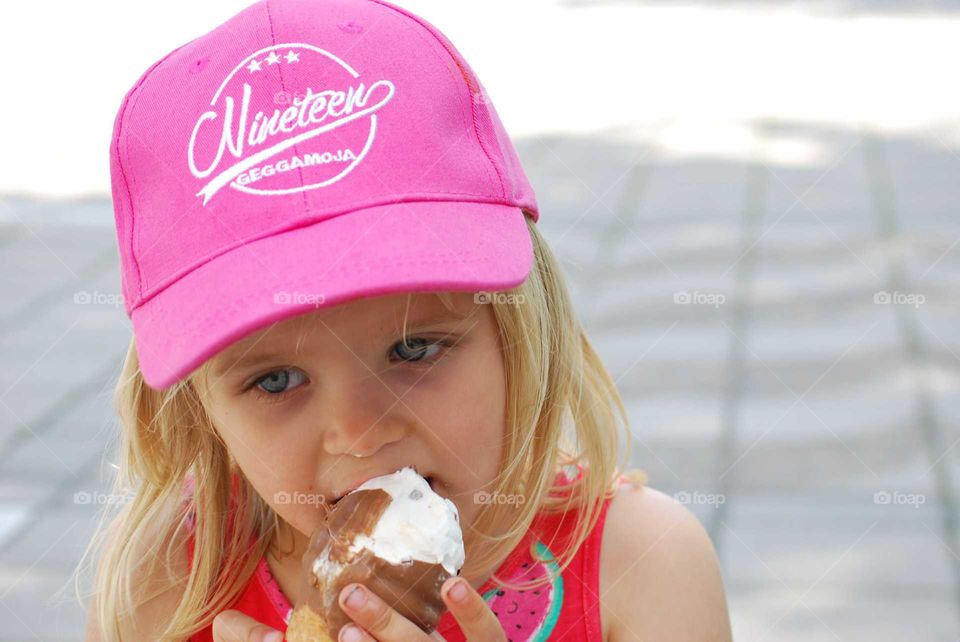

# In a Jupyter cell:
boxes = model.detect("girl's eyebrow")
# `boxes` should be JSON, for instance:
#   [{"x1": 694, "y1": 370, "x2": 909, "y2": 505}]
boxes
[
  {"x1": 394, "y1": 308, "x2": 471, "y2": 329},
  {"x1": 214, "y1": 308, "x2": 470, "y2": 376}
]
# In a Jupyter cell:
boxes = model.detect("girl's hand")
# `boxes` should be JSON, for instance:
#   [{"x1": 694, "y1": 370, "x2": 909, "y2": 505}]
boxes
[
  {"x1": 338, "y1": 576, "x2": 506, "y2": 642},
  {"x1": 212, "y1": 609, "x2": 284, "y2": 642}
]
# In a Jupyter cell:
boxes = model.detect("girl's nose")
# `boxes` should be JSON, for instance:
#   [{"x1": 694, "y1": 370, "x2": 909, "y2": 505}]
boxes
[{"x1": 320, "y1": 380, "x2": 407, "y2": 458}]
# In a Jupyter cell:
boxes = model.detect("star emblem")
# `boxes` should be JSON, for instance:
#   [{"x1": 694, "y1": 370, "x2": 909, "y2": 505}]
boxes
[
  {"x1": 265, "y1": 51, "x2": 282, "y2": 65},
  {"x1": 246, "y1": 58, "x2": 262, "y2": 73},
  {"x1": 285, "y1": 50, "x2": 300, "y2": 63}
]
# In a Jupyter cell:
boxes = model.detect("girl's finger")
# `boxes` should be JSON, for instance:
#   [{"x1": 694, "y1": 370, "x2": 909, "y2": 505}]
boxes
[
  {"x1": 211, "y1": 609, "x2": 284, "y2": 642},
  {"x1": 338, "y1": 583, "x2": 433, "y2": 642},
  {"x1": 440, "y1": 577, "x2": 506, "y2": 642}
]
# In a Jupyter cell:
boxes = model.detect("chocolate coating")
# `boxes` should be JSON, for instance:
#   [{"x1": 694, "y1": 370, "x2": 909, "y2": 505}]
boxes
[{"x1": 296, "y1": 487, "x2": 454, "y2": 636}]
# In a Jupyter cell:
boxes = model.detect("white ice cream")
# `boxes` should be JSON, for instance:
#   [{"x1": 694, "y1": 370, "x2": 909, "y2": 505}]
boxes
[{"x1": 342, "y1": 466, "x2": 465, "y2": 576}]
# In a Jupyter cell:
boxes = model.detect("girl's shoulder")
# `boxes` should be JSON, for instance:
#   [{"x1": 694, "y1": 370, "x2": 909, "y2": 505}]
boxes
[
  {"x1": 85, "y1": 492, "x2": 192, "y2": 641},
  {"x1": 598, "y1": 482, "x2": 732, "y2": 642}
]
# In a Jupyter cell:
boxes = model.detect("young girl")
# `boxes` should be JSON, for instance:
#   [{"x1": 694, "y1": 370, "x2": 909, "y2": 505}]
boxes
[{"x1": 84, "y1": 0, "x2": 732, "y2": 640}]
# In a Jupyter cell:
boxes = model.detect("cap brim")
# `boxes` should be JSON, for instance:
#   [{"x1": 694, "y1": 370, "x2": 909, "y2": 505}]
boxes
[{"x1": 131, "y1": 200, "x2": 533, "y2": 390}]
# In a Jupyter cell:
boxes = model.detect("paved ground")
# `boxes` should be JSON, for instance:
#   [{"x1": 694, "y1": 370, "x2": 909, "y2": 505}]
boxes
[{"x1": 1, "y1": 120, "x2": 958, "y2": 641}]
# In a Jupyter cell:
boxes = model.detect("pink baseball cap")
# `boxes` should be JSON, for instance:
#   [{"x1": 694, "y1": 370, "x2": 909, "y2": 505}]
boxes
[{"x1": 109, "y1": 0, "x2": 539, "y2": 391}]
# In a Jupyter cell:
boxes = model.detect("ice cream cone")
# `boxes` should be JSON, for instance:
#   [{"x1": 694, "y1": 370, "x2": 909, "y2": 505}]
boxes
[
  {"x1": 285, "y1": 603, "x2": 337, "y2": 642},
  {"x1": 289, "y1": 467, "x2": 465, "y2": 640}
]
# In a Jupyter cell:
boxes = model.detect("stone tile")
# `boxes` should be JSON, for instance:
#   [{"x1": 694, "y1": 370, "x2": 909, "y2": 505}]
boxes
[
  {"x1": 759, "y1": 129, "x2": 874, "y2": 229},
  {"x1": 4, "y1": 218, "x2": 116, "y2": 264},
  {"x1": 903, "y1": 245, "x2": 960, "y2": 284},
  {"x1": 915, "y1": 295, "x2": 960, "y2": 358},
  {"x1": 749, "y1": 256, "x2": 888, "y2": 310},
  {"x1": 586, "y1": 322, "x2": 729, "y2": 384},
  {"x1": 0, "y1": 470, "x2": 62, "y2": 500},
  {"x1": 40, "y1": 392, "x2": 118, "y2": 446},
  {"x1": 617, "y1": 158, "x2": 750, "y2": 224},
  {"x1": 720, "y1": 497, "x2": 953, "y2": 590},
  {"x1": 626, "y1": 440, "x2": 720, "y2": 497},
  {"x1": 0, "y1": 565, "x2": 86, "y2": 641},
  {"x1": 0, "y1": 512, "x2": 99, "y2": 572},
  {"x1": 0, "y1": 196, "x2": 114, "y2": 228},
  {"x1": 881, "y1": 135, "x2": 960, "y2": 232},
  {"x1": 0, "y1": 505, "x2": 33, "y2": 556},
  {"x1": 585, "y1": 280, "x2": 735, "y2": 330},
  {"x1": 1, "y1": 433, "x2": 111, "y2": 481},
  {"x1": 0, "y1": 337, "x2": 127, "y2": 447},
  {"x1": 543, "y1": 156, "x2": 747, "y2": 298},
  {"x1": 727, "y1": 433, "x2": 937, "y2": 497},
  {"x1": 0, "y1": 381, "x2": 120, "y2": 512},
  {"x1": 0, "y1": 388, "x2": 119, "y2": 460},
  {"x1": 728, "y1": 583, "x2": 959, "y2": 642},
  {"x1": 0, "y1": 295, "x2": 129, "y2": 370},
  {"x1": 743, "y1": 310, "x2": 900, "y2": 393},
  {"x1": 580, "y1": 223, "x2": 741, "y2": 285},
  {"x1": 623, "y1": 393, "x2": 724, "y2": 444},
  {"x1": 12, "y1": 273, "x2": 129, "y2": 341},
  {"x1": 0, "y1": 476, "x2": 61, "y2": 551},
  {"x1": 0, "y1": 221, "x2": 114, "y2": 286},
  {"x1": 532, "y1": 137, "x2": 655, "y2": 228},
  {"x1": 753, "y1": 219, "x2": 876, "y2": 257},
  {"x1": 729, "y1": 368, "x2": 937, "y2": 494},
  {"x1": 737, "y1": 368, "x2": 913, "y2": 441},
  {"x1": 930, "y1": 391, "x2": 960, "y2": 506}
]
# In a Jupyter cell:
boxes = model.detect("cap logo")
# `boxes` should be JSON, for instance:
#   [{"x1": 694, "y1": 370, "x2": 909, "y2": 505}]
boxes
[{"x1": 188, "y1": 43, "x2": 395, "y2": 205}]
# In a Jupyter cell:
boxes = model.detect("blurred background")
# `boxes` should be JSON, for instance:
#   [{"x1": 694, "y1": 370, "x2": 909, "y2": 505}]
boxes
[{"x1": 1, "y1": 0, "x2": 958, "y2": 639}]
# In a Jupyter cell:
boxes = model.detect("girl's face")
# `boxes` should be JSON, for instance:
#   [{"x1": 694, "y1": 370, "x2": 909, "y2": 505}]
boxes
[{"x1": 199, "y1": 292, "x2": 507, "y2": 547}]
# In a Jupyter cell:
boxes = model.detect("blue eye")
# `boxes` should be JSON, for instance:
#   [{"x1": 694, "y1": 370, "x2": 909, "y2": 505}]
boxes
[
  {"x1": 255, "y1": 369, "x2": 306, "y2": 395},
  {"x1": 392, "y1": 337, "x2": 445, "y2": 363},
  {"x1": 247, "y1": 338, "x2": 453, "y2": 401}
]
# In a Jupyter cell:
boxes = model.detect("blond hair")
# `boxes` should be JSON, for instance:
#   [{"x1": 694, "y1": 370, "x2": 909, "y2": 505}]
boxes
[{"x1": 77, "y1": 215, "x2": 646, "y2": 640}]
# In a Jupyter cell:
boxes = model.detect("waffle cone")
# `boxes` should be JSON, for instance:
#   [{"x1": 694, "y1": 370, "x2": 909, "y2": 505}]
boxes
[{"x1": 285, "y1": 603, "x2": 337, "y2": 642}]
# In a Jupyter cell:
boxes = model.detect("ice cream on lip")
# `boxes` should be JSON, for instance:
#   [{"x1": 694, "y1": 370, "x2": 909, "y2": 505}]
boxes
[{"x1": 326, "y1": 464, "x2": 438, "y2": 505}]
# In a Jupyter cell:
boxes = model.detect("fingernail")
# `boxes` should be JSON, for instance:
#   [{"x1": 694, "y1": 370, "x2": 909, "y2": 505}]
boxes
[
  {"x1": 263, "y1": 632, "x2": 283, "y2": 642},
  {"x1": 448, "y1": 579, "x2": 468, "y2": 603},
  {"x1": 340, "y1": 623, "x2": 363, "y2": 642},
  {"x1": 345, "y1": 584, "x2": 367, "y2": 609}
]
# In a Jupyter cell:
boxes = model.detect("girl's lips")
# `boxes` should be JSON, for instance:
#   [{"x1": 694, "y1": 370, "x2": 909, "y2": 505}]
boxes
[{"x1": 329, "y1": 474, "x2": 437, "y2": 506}]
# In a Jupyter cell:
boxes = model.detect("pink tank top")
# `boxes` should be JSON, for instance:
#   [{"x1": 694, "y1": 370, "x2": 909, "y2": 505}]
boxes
[{"x1": 184, "y1": 466, "x2": 626, "y2": 641}]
